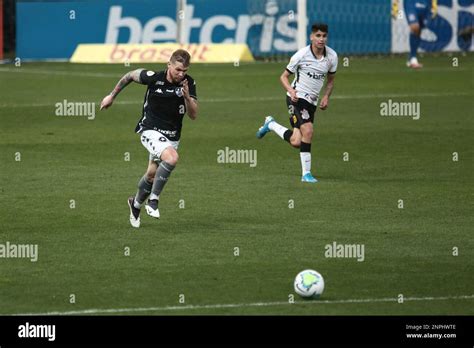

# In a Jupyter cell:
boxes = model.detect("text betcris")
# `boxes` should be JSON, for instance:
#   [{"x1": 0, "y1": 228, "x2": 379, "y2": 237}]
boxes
[{"x1": 105, "y1": 4, "x2": 298, "y2": 52}]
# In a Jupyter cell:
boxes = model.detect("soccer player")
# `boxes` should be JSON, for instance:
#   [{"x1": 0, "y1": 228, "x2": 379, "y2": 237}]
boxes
[
  {"x1": 100, "y1": 49, "x2": 198, "y2": 228},
  {"x1": 256, "y1": 23, "x2": 337, "y2": 183},
  {"x1": 392, "y1": 0, "x2": 438, "y2": 68}
]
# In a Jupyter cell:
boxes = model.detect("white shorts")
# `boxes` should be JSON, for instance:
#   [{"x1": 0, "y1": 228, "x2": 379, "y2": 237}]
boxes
[{"x1": 140, "y1": 130, "x2": 179, "y2": 163}]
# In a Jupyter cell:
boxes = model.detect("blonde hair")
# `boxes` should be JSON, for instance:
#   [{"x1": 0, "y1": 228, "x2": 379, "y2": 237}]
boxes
[{"x1": 170, "y1": 49, "x2": 191, "y2": 67}]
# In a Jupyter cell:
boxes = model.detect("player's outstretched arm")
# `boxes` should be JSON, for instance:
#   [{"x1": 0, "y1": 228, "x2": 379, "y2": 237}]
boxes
[
  {"x1": 319, "y1": 73, "x2": 336, "y2": 110},
  {"x1": 100, "y1": 69, "x2": 144, "y2": 110}
]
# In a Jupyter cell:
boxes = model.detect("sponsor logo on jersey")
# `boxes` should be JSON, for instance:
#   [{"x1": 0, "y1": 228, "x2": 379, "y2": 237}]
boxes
[
  {"x1": 307, "y1": 72, "x2": 326, "y2": 80},
  {"x1": 157, "y1": 129, "x2": 177, "y2": 136},
  {"x1": 305, "y1": 93, "x2": 317, "y2": 102}
]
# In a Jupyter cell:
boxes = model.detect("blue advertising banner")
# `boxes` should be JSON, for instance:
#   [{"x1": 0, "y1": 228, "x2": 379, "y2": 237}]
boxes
[{"x1": 17, "y1": 0, "x2": 470, "y2": 60}]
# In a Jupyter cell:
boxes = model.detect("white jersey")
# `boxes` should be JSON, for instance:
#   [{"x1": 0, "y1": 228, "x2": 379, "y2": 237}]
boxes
[{"x1": 286, "y1": 45, "x2": 338, "y2": 105}]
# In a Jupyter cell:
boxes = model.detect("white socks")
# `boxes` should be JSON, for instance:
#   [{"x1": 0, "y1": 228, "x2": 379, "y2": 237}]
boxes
[
  {"x1": 300, "y1": 152, "x2": 311, "y2": 176},
  {"x1": 149, "y1": 193, "x2": 159, "y2": 201},
  {"x1": 269, "y1": 121, "x2": 289, "y2": 140},
  {"x1": 268, "y1": 119, "x2": 313, "y2": 176}
]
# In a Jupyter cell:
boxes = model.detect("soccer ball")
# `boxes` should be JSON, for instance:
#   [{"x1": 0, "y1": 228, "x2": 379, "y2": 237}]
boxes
[{"x1": 294, "y1": 269, "x2": 325, "y2": 298}]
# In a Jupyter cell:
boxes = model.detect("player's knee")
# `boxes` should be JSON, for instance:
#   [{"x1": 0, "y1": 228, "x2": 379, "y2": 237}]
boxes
[
  {"x1": 290, "y1": 138, "x2": 301, "y2": 148},
  {"x1": 301, "y1": 127, "x2": 313, "y2": 139},
  {"x1": 162, "y1": 149, "x2": 179, "y2": 166}
]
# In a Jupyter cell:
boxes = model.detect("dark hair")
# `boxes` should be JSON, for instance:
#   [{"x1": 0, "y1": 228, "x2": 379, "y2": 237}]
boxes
[
  {"x1": 170, "y1": 49, "x2": 191, "y2": 66},
  {"x1": 311, "y1": 23, "x2": 328, "y2": 33}
]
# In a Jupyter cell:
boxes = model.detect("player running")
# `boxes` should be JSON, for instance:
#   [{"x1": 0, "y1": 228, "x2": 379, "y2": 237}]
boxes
[
  {"x1": 392, "y1": 0, "x2": 438, "y2": 68},
  {"x1": 256, "y1": 23, "x2": 337, "y2": 183},
  {"x1": 100, "y1": 49, "x2": 198, "y2": 228}
]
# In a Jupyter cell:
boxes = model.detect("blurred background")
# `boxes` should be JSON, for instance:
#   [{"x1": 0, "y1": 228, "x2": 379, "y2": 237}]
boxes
[{"x1": 1, "y1": 0, "x2": 472, "y2": 61}]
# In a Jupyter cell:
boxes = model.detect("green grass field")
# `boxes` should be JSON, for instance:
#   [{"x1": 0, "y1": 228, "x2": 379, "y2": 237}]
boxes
[{"x1": 0, "y1": 55, "x2": 473, "y2": 315}]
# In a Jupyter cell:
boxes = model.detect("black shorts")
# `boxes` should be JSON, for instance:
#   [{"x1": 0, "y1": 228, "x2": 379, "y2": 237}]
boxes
[{"x1": 286, "y1": 96, "x2": 317, "y2": 128}]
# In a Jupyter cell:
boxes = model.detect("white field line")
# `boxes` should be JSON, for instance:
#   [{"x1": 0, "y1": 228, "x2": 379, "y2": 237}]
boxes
[
  {"x1": 0, "y1": 66, "x2": 469, "y2": 78},
  {"x1": 0, "y1": 92, "x2": 471, "y2": 109},
  {"x1": 0, "y1": 68, "x2": 119, "y2": 78},
  {"x1": 8, "y1": 294, "x2": 474, "y2": 316},
  {"x1": 0, "y1": 68, "x2": 276, "y2": 78}
]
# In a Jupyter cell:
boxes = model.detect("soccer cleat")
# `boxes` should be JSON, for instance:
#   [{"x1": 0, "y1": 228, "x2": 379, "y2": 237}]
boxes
[
  {"x1": 256, "y1": 116, "x2": 275, "y2": 139},
  {"x1": 301, "y1": 173, "x2": 318, "y2": 183},
  {"x1": 145, "y1": 199, "x2": 160, "y2": 219},
  {"x1": 128, "y1": 197, "x2": 141, "y2": 228}
]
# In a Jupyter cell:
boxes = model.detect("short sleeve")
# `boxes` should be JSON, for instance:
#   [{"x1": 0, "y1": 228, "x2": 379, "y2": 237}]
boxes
[
  {"x1": 329, "y1": 54, "x2": 338, "y2": 74},
  {"x1": 139, "y1": 69, "x2": 159, "y2": 85},
  {"x1": 286, "y1": 51, "x2": 302, "y2": 74},
  {"x1": 188, "y1": 77, "x2": 197, "y2": 100}
]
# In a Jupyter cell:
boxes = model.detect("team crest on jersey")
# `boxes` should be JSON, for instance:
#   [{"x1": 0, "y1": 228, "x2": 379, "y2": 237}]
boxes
[
  {"x1": 301, "y1": 109, "x2": 310, "y2": 120},
  {"x1": 175, "y1": 87, "x2": 183, "y2": 97}
]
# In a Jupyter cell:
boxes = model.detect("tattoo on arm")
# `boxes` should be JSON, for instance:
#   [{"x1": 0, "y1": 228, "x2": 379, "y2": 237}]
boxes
[{"x1": 109, "y1": 69, "x2": 144, "y2": 98}]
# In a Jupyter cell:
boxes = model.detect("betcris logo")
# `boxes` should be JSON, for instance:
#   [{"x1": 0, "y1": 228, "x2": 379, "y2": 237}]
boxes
[
  {"x1": 16, "y1": 0, "x2": 298, "y2": 59},
  {"x1": 104, "y1": 2, "x2": 298, "y2": 54},
  {"x1": 422, "y1": 0, "x2": 473, "y2": 51}
]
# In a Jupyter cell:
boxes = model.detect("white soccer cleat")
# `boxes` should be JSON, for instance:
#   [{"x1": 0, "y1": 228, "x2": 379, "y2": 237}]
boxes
[
  {"x1": 127, "y1": 197, "x2": 141, "y2": 228},
  {"x1": 145, "y1": 199, "x2": 160, "y2": 219},
  {"x1": 406, "y1": 57, "x2": 423, "y2": 69}
]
